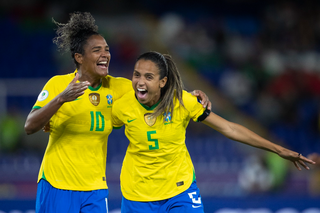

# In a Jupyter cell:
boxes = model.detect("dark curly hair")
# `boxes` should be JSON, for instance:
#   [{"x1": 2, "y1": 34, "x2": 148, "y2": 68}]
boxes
[{"x1": 53, "y1": 12, "x2": 100, "y2": 68}]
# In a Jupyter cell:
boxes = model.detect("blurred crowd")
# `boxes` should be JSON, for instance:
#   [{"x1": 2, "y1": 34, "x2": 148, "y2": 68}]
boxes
[
  {"x1": 1, "y1": 0, "x2": 320, "y2": 198},
  {"x1": 159, "y1": 1, "x2": 320, "y2": 154}
]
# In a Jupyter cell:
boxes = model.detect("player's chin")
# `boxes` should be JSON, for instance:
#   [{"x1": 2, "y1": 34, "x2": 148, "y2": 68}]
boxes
[
  {"x1": 96, "y1": 68, "x2": 109, "y2": 77},
  {"x1": 137, "y1": 96, "x2": 150, "y2": 105}
]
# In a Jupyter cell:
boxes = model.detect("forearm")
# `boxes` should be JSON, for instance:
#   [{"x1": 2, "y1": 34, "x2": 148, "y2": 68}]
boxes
[
  {"x1": 202, "y1": 113, "x2": 285, "y2": 155},
  {"x1": 226, "y1": 122, "x2": 284, "y2": 154},
  {"x1": 202, "y1": 109, "x2": 314, "y2": 170},
  {"x1": 24, "y1": 95, "x2": 64, "y2": 134}
]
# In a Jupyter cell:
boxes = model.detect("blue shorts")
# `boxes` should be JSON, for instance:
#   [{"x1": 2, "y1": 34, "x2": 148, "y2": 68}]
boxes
[
  {"x1": 121, "y1": 180, "x2": 204, "y2": 213},
  {"x1": 36, "y1": 179, "x2": 109, "y2": 213}
]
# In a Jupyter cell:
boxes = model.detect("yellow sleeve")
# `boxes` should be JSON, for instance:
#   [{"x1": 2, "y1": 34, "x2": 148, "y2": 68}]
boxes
[
  {"x1": 110, "y1": 77, "x2": 133, "y2": 101},
  {"x1": 112, "y1": 100, "x2": 124, "y2": 129},
  {"x1": 182, "y1": 90, "x2": 206, "y2": 122},
  {"x1": 33, "y1": 76, "x2": 66, "y2": 109}
]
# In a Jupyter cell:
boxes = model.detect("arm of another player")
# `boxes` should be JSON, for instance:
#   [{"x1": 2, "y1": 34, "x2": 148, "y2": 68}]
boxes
[
  {"x1": 201, "y1": 111, "x2": 316, "y2": 170},
  {"x1": 24, "y1": 73, "x2": 90, "y2": 135},
  {"x1": 190, "y1": 90, "x2": 212, "y2": 110},
  {"x1": 307, "y1": 153, "x2": 320, "y2": 166}
]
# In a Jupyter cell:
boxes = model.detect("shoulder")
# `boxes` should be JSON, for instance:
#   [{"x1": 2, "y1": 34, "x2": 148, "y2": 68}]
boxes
[
  {"x1": 49, "y1": 72, "x2": 74, "y2": 82},
  {"x1": 106, "y1": 75, "x2": 132, "y2": 87},
  {"x1": 182, "y1": 90, "x2": 198, "y2": 104},
  {"x1": 113, "y1": 90, "x2": 135, "y2": 110},
  {"x1": 106, "y1": 75, "x2": 133, "y2": 99},
  {"x1": 181, "y1": 90, "x2": 203, "y2": 111},
  {"x1": 45, "y1": 72, "x2": 74, "y2": 87}
]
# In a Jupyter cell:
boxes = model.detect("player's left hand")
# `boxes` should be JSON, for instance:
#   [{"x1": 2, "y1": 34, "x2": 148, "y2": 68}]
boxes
[
  {"x1": 191, "y1": 90, "x2": 212, "y2": 110},
  {"x1": 278, "y1": 150, "x2": 316, "y2": 171}
]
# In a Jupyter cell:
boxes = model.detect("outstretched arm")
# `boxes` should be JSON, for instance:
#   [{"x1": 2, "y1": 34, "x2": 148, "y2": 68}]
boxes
[
  {"x1": 24, "y1": 73, "x2": 90, "y2": 135},
  {"x1": 202, "y1": 112, "x2": 316, "y2": 170}
]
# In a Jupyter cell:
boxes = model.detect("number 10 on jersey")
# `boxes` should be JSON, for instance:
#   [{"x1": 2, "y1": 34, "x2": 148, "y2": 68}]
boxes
[{"x1": 90, "y1": 111, "x2": 105, "y2": 131}]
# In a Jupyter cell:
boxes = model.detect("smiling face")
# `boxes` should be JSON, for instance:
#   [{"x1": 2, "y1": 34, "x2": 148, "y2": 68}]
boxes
[
  {"x1": 132, "y1": 59, "x2": 167, "y2": 107},
  {"x1": 75, "y1": 34, "x2": 110, "y2": 80}
]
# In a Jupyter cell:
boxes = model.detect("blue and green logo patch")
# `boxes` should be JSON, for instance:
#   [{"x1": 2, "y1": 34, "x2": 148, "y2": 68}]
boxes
[
  {"x1": 163, "y1": 112, "x2": 172, "y2": 125},
  {"x1": 106, "y1": 94, "x2": 113, "y2": 105},
  {"x1": 38, "y1": 90, "x2": 49, "y2": 101}
]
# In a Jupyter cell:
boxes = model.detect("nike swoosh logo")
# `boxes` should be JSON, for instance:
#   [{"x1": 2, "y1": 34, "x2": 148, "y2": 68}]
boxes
[
  {"x1": 127, "y1": 119, "x2": 136, "y2": 123},
  {"x1": 192, "y1": 205, "x2": 202, "y2": 208}
]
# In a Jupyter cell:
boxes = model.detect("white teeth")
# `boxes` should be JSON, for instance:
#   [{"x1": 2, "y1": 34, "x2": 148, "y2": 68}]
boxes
[
  {"x1": 137, "y1": 88, "x2": 146, "y2": 91},
  {"x1": 98, "y1": 61, "x2": 107, "y2": 64}
]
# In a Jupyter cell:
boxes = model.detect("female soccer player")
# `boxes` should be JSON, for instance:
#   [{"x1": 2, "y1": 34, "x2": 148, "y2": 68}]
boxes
[
  {"x1": 24, "y1": 12, "x2": 210, "y2": 213},
  {"x1": 111, "y1": 51, "x2": 316, "y2": 213}
]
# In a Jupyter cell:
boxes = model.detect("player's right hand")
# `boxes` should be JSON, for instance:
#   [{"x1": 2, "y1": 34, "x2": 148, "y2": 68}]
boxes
[
  {"x1": 58, "y1": 73, "x2": 90, "y2": 103},
  {"x1": 42, "y1": 121, "x2": 50, "y2": 132}
]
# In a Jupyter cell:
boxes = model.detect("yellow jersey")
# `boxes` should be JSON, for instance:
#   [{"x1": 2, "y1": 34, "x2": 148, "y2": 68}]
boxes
[
  {"x1": 33, "y1": 70, "x2": 132, "y2": 191},
  {"x1": 112, "y1": 90, "x2": 205, "y2": 201}
]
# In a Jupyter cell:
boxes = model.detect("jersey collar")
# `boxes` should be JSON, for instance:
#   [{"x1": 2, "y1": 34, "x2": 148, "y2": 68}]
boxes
[
  {"x1": 88, "y1": 83, "x2": 102, "y2": 91},
  {"x1": 136, "y1": 95, "x2": 161, "y2": 111},
  {"x1": 74, "y1": 69, "x2": 102, "y2": 91}
]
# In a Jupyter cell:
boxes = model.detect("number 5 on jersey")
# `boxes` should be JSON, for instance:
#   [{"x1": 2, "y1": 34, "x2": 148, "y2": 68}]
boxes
[{"x1": 147, "y1": 131, "x2": 159, "y2": 150}]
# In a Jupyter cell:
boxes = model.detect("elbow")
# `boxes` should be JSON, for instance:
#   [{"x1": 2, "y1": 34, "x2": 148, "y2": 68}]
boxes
[
  {"x1": 24, "y1": 126, "x2": 33, "y2": 135},
  {"x1": 24, "y1": 122, "x2": 36, "y2": 135}
]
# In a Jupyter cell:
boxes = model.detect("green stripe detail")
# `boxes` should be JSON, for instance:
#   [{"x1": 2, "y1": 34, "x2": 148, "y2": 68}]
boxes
[
  {"x1": 90, "y1": 111, "x2": 94, "y2": 131},
  {"x1": 88, "y1": 83, "x2": 102, "y2": 91},
  {"x1": 138, "y1": 99, "x2": 161, "y2": 110},
  {"x1": 41, "y1": 170, "x2": 47, "y2": 181},
  {"x1": 193, "y1": 169, "x2": 196, "y2": 182},
  {"x1": 32, "y1": 106, "x2": 42, "y2": 110},
  {"x1": 113, "y1": 126, "x2": 123, "y2": 129}
]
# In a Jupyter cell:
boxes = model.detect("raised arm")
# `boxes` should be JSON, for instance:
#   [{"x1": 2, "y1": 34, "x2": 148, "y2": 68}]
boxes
[
  {"x1": 24, "y1": 73, "x2": 90, "y2": 135},
  {"x1": 201, "y1": 112, "x2": 316, "y2": 170}
]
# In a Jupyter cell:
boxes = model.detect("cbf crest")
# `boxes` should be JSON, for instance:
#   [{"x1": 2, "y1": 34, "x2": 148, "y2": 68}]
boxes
[
  {"x1": 163, "y1": 112, "x2": 171, "y2": 123},
  {"x1": 106, "y1": 94, "x2": 113, "y2": 105},
  {"x1": 89, "y1": 93, "x2": 100, "y2": 106},
  {"x1": 144, "y1": 113, "x2": 156, "y2": 126}
]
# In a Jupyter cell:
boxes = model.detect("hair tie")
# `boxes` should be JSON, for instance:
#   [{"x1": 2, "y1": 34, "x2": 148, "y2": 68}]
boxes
[{"x1": 154, "y1": 52, "x2": 168, "y2": 76}]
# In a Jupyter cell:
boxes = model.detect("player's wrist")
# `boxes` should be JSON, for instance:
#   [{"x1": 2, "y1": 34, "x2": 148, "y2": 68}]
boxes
[{"x1": 55, "y1": 95, "x2": 66, "y2": 105}]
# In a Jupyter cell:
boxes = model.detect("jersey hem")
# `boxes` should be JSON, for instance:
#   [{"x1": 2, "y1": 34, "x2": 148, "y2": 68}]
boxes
[
  {"x1": 37, "y1": 177, "x2": 109, "y2": 191},
  {"x1": 113, "y1": 126, "x2": 123, "y2": 129},
  {"x1": 122, "y1": 178, "x2": 193, "y2": 202}
]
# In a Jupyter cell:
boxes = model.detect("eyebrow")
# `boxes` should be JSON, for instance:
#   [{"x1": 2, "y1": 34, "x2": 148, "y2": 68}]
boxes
[{"x1": 92, "y1": 45, "x2": 109, "y2": 49}]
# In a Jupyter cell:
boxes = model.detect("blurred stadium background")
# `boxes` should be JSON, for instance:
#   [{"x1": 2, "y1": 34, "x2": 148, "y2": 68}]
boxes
[{"x1": 1, "y1": 0, "x2": 320, "y2": 212}]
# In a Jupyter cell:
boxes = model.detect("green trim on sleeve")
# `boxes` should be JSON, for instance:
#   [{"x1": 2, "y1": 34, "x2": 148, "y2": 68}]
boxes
[
  {"x1": 32, "y1": 106, "x2": 42, "y2": 110},
  {"x1": 192, "y1": 169, "x2": 196, "y2": 182},
  {"x1": 41, "y1": 170, "x2": 47, "y2": 181},
  {"x1": 113, "y1": 126, "x2": 123, "y2": 129}
]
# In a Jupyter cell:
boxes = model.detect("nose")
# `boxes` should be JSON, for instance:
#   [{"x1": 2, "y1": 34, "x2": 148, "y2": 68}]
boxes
[
  {"x1": 137, "y1": 77, "x2": 146, "y2": 86},
  {"x1": 101, "y1": 50, "x2": 110, "y2": 58}
]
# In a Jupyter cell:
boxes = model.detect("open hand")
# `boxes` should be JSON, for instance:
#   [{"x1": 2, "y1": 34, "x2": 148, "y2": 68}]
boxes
[
  {"x1": 278, "y1": 150, "x2": 316, "y2": 171},
  {"x1": 58, "y1": 73, "x2": 90, "y2": 103}
]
